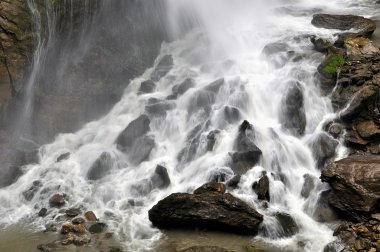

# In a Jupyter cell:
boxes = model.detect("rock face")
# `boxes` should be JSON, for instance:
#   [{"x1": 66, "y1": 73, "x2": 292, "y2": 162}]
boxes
[
  {"x1": 148, "y1": 183, "x2": 263, "y2": 234},
  {"x1": 321, "y1": 155, "x2": 380, "y2": 217},
  {"x1": 311, "y1": 14, "x2": 376, "y2": 45}
]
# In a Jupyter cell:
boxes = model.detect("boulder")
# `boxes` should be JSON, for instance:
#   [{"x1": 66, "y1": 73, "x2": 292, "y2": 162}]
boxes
[
  {"x1": 151, "y1": 55, "x2": 173, "y2": 81},
  {"x1": 321, "y1": 155, "x2": 380, "y2": 216},
  {"x1": 223, "y1": 106, "x2": 242, "y2": 124},
  {"x1": 226, "y1": 175, "x2": 241, "y2": 188},
  {"x1": 172, "y1": 78, "x2": 195, "y2": 96},
  {"x1": 127, "y1": 135, "x2": 155, "y2": 165},
  {"x1": 87, "y1": 152, "x2": 113, "y2": 180},
  {"x1": 301, "y1": 174, "x2": 316, "y2": 198},
  {"x1": 56, "y1": 152, "x2": 70, "y2": 162},
  {"x1": 38, "y1": 208, "x2": 48, "y2": 217},
  {"x1": 151, "y1": 165, "x2": 171, "y2": 189},
  {"x1": 311, "y1": 14, "x2": 376, "y2": 45},
  {"x1": 65, "y1": 208, "x2": 81, "y2": 217},
  {"x1": 313, "y1": 190, "x2": 339, "y2": 222},
  {"x1": 308, "y1": 132, "x2": 338, "y2": 168},
  {"x1": 61, "y1": 223, "x2": 87, "y2": 234},
  {"x1": 89, "y1": 223, "x2": 106, "y2": 233},
  {"x1": 138, "y1": 80, "x2": 156, "y2": 94},
  {"x1": 204, "y1": 78, "x2": 224, "y2": 93},
  {"x1": 84, "y1": 211, "x2": 97, "y2": 221},
  {"x1": 275, "y1": 212, "x2": 299, "y2": 237},
  {"x1": 49, "y1": 194, "x2": 65, "y2": 208},
  {"x1": 326, "y1": 122, "x2": 344, "y2": 139},
  {"x1": 310, "y1": 36, "x2": 333, "y2": 53},
  {"x1": 22, "y1": 180, "x2": 42, "y2": 201},
  {"x1": 180, "y1": 247, "x2": 232, "y2": 252},
  {"x1": 345, "y1": 37, "x2": 380, "y2": 56},
  {"x1": 145, "y1": 98, "x2": 175, "y2": 117},
  {"x1": 356, "y1": 120, "x2": 380, "y2": 139},
  {"x1": 206, "y1": 130, "x2": 220, "y2": 151},
  {"x1": 72, "y1": 217, "x2": 85, "y2": 224},
  {"x1": 262, "y1": 42, "x2": 297, "y2": 68},
  {"x1": 116, "y1": 115, "x2": 150, "y2": 151},
  {"x1": 194, "y1": 182, "x2": 226, "y2": 195},
  {"x1": 148, "y1": 191, "x2": 263, "y2": 234},
  {"x1": 280, "y1": 82, "x2": 306, "y2": 136},
  {"x1": 231, "y1": 121, "x2": 262, "y2": 175},
  {"x1": 252, "y1": 174, "x2": 270, "y2": 201}
]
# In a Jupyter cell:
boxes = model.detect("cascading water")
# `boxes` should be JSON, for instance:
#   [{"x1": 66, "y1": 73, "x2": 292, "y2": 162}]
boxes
[{"x1": 0, "y1": 0, "x2": 379, "y2": 251}]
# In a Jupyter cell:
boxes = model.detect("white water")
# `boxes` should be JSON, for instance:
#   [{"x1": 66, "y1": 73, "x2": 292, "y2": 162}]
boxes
[{"x1": 0, "y1": 0, "x2": 378, "y2": 251}]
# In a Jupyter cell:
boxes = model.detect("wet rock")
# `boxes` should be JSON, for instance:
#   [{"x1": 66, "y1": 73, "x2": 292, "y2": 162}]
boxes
[
  {"x1": 61, "y1": 223, "x2": 87, "y2": 234},
  {"x1": 61, "y1": 233, "x2": 91, "y2": 246},
  {"x1": 151, "y1": 55, "x2": 174, "y2": 81},
  {"x1": 321, "y1": 155, "x2": 380, "y2": 216},
  {"x1": 226, "y1": 175, "x2": 241, "y2": 188},
  {"x1": 89, "y1": 222, "x2": 107, "y2": 233},
  {"x1": 204, "y1": 78, "x2": 224, "y2": 93},
  {"x1": 172, "y1": 78, "x2": 195, "y2": 96},
  {"x1": 38, "y1": 208, "x2": 48, "y2": 217},
  {"x1": 280, "y1": 82, "x2": 306, "y2": 136},
  {"x1": 108, "y1": 247, "x2": 122, "y2": 252},
  {"x1": 138, "y1": 80, "x2": 156, "y2": 94},
  {"x1": 151, "y1": 165, "x2": 171, "y2": 189},
  {"x1": 308, "y1": 132, "x2": 338, "y2": 168},
  {"x1": 116, "y1": 115, "x2": 150, "y2": 151},
  {"x1": 128, "y1": 135, "x2": 155, "y2": 165},
  {"x1": 148, "y1": 191, "x2": 263, "y2": 234},
  {"x1": 313, "y1": 190, "x2": 339, "y2": 222},
  {"x1": 311, "y1": 14, "x2": 376, "y2": 45},
  {"x1": 223, "y1": 106, "x2": 242, "y2": 124},
  {"x1": 57, "y1": 152, "x2": 70, "y2": 162},
  {"x1": 262, "y1": 42, "x2": 296, "y2": 68},
  {"x1": 310, "y1": 36, "x2": 333, "y2": 53},
  {"x1": 49, "y1": 194, "x2": 65, "y2": 208},
  {"x1": 87, "y1": 152, "x2": 113, "y2": 180},
  {"x1": 252, "y1": 174, "x2": 270, "y2": 201},
  {"x1": 275, "y1": 212, "x2": 299, "y2": 237},
  {"x1": 231, "y1": 120, "x2": 262, "y2": 175},
  {"x1": 65, "y1": 208, "x2": 81, "y2": 217},
  {"x1": 145, "y1": 98, "x2": 175, "y2": 117},
  {"x1": 327, "y1": 122, "x2": 344, "y2": 138},
  {"x1": 44, "y1": 223, "x2": 57, "y2": 233},
  {"x1": 356, "y1": 120, "x2": 380, "y2": 139},
  {"x1": 72, "y1": 217, "x2": 85, "y2": 224},
  {"x1": 301, "y1": 174, "x2": 316, "y2": 198},
  {"x1": 206, "y1": 130, "x2": 220, "y2": 151},
  {"x1": 23, "y1": 180, "x2": 42, "y2": 201},
  {"x1": 180, "y1": 246, "x2": 232, "y2": 252},
  {"x1": 194, "y1": 182, "x2": 226, "y2": 195},
  {"x1": 84, "y1": 211, "x2": 97, "y2": 221}
]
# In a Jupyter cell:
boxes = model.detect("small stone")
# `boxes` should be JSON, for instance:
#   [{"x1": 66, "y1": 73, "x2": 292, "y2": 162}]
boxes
[
  {"x1": 65, "y1": 208, "x2": 81, "y2": 217},
  {"x1": 72, "y1": 217, "x2": 85, "y2": 224},
  {"x1": 38, "y1": 208, "x2": 47, "y2": 217},
  {"x1": 89, "y1": 223, "x2": 106, "y2": 233},
  {"x1": 84, "y1": 211, "x2": 97, "y2": 221},
  {"x1": 49, "y1": 194, "x2": 65, "y2": 208}
]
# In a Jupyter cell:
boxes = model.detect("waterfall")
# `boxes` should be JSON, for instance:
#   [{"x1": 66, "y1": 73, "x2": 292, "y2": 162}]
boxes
[{"x1": 0, "y1": 0, "x2": 378, "y2": 251}]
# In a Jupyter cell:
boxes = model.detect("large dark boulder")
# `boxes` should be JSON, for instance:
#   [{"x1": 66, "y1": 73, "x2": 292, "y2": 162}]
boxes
[
  {"x1": 321, "y1": 155, "x2": 380, "y2": 217},
  {"x1": 275, "y1": 212, "x2": 299, "y2": 237},
  {"x1": 127, "y1": 135, "x2": 155, "y2": 165},
  {"x1": 151, "y1": 55, "x2": 174, "y2": 81},
  {"x1": 151, "y1": 165, "x2": 171, "y2": 189},
  {"x1": 148, "y1": 190, "x2": 263, "y2": 234},
  {"x1": 279, "y1": 82, "x2": 306, "y2": 136},
  {"x1": 311, "y1": 14, "x2": 376, "y2": 45},
  {"x1": 252, "y1": 174, "x2": 270, "y2": 201},
  {"x1": 87, "y1": 152, "x2": 113, "y2": 180}
]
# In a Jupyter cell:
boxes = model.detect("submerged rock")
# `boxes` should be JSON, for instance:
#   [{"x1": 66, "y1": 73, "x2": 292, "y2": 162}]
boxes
[
  {"x1": 321, "y1": 155, "x2": 380, "y2": 217},
  {"x1": 148, "y1": 190, "x2": 263, "y2": 234},
  {"x1": 138, "y1": 80, "x2": 156, "y2": 94},
  {"x1": 87, "y1": 152, "x2": 113, "y2": 180},
  {"x1": 151, "y1": 165, "x2": 171, "y2": 189},
  {"x1": 38, "y1": 208, "x2": 48, "y2": 217},
  {"x1": 57, "y1": 152, "x2": 70, "y2": 162},
  {"x1": 22, "y1": 180, "x2": 42, "y2": 201},
  {"x1": 308, "y1": 132, "x2": 338, "y2": 168},
  {"x1": 275, "y1": 212, "x2": 299, "y2": 237},
  {"x1": 172, "y1": 78, "x2": 196, "y2": 96},
  {"x1": 194, "y1": 182, "x2": 226, "y2": 195},
  {"x1": 301, "y1": 174, "x2": 316, "y2": 198},
  {"x1": 280, "y1": 82, "x2": 306, "y2": 136},
  {"x1": 311, "y1": 14, "x2": 376, "y2": 45},
  {"x1": 151, "y1": 55, "x2": 174, "y2": 81},
  {"x1": 180, "y1": 246, "x2": 232, "y2": 252},
  {"x1": 252, "y1": 174, "x2": 270, "y2": 201}
]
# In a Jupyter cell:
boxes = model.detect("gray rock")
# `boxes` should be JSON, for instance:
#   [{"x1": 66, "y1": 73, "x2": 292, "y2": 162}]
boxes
[
  {"x1": 151, "y1": 55, "x2": 173, "y2": 81},
  {"x1": 87, "y1": 152, "x2": 113, "y2": 180}
]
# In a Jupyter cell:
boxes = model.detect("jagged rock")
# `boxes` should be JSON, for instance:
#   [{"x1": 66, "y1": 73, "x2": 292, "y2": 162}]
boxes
[
  {"x1": 116, "y1": 115, "x2": 150, "y2": 151},
  {"x1": 49, "y1": 194, "x2": 65, "y2": 208},
  {"x1": 57, "y1": 152, "x2": 70, "y2": 162},
  {"x1": 226, "y1": 175, "x2": 241, "y2": 188},
  {"x1": 72, "y1": 217, "x2": 85, "y2": 224},
  {"x1": 127, "y1": 135, "x2": 155, "y2": 165},
  {"x1": 145, "y1": 98, "x2": 175, "y2": 117},
  {"x1": 280, "y1": 82, "x2": 306, "y2": 136},
  {"x1": 345, "y1": 38, "x2": 380, "y2": 56},
  {"x1": 308, "y1": 132, "x2": 338, "y2": 168},
  {"x1": 301, "y1": 174, "x2": 316, "y2": 198},
  {"x1": 326, "y1": 122, "x2": 344, "y2": 139},
  {"x1": 151, "y1": 165, "x2": 171, "y2": 189},
  {"x1": 321, "y1": 155, "x2": 380, "y2": 216},
  {"x1": 206, "y1": 130, "x2": 220, "y2": 151},
  {"x1": 87, "y1": 152, "x2": 113, "y2": 180},
  {"x1": 275, "y1": 212, "x2": 299, "y2": 237},
  {"x1": 148, "y1": 191, "x2": 263, "y2": 234},
  {"x1": 204, "y1": 78, "x2": 224, "y2": 93},
  {"x1": 311, "y1": 14, "x2": 376, "y2": 45},
  {"x1": 84, "y1": 211, "x2": 97, "y2": 221},
  {"x1": 22, "y1": 180, "x2": 42, "y2": 201},
  {"x1": 151, "y1": 55, "x2": 173, "y2": 81},
  {"x1": 194, "y1": 182, "x2": 226, "y2": 195},
  {"x1": 61, "y1": 223, "x2": 87, "y2": 234},
  {"x1": 65, "y1": 208, "x2": 81, "y2": 217},
  {"x1": 252, "y1": 174, "x2": 270, "y2": 201},
  {"x1": 172, "y1": 78, "x2": 195, "y2": 96},
  {"x1": 138, "y1": 80, "x2": 156, "y2": 94},
  {"x1": 231, "y1": 120, "x2": 262, "y2": 175},
  {"x1": 38, "y1": 208, "x2": 48, "y2": 217},
  {"x1": 262, "y1": 42, "x2": 298, "y2": 68},
  {"x1": 310, "y1": 36, "x2": 333, "y2": 53}
]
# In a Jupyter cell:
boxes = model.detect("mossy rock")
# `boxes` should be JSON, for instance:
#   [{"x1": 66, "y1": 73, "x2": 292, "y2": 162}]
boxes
[{"x1": 323, "y1": 55, "x2": 345, "y2": 75}]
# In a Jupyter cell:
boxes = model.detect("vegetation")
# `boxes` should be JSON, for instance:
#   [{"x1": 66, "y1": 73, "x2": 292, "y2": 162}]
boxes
[{"x1": 323, "y1": 55, "x2": 345, "y2": 75}]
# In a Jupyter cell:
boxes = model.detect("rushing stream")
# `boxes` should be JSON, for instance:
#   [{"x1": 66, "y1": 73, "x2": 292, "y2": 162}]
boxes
[{"x1": 0, "y1": 0, "x2": 379, "y2": 251}]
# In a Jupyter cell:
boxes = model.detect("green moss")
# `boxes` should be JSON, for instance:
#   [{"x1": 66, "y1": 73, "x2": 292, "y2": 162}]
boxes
[{"x1": 323, "y1": 55, "x2": 345, "y2": 75}]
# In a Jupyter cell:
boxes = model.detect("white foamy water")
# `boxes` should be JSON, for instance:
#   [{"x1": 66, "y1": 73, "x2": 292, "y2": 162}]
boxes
[{"x1": 0, "y1": 0, "x2": 378, "y2": 251}]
